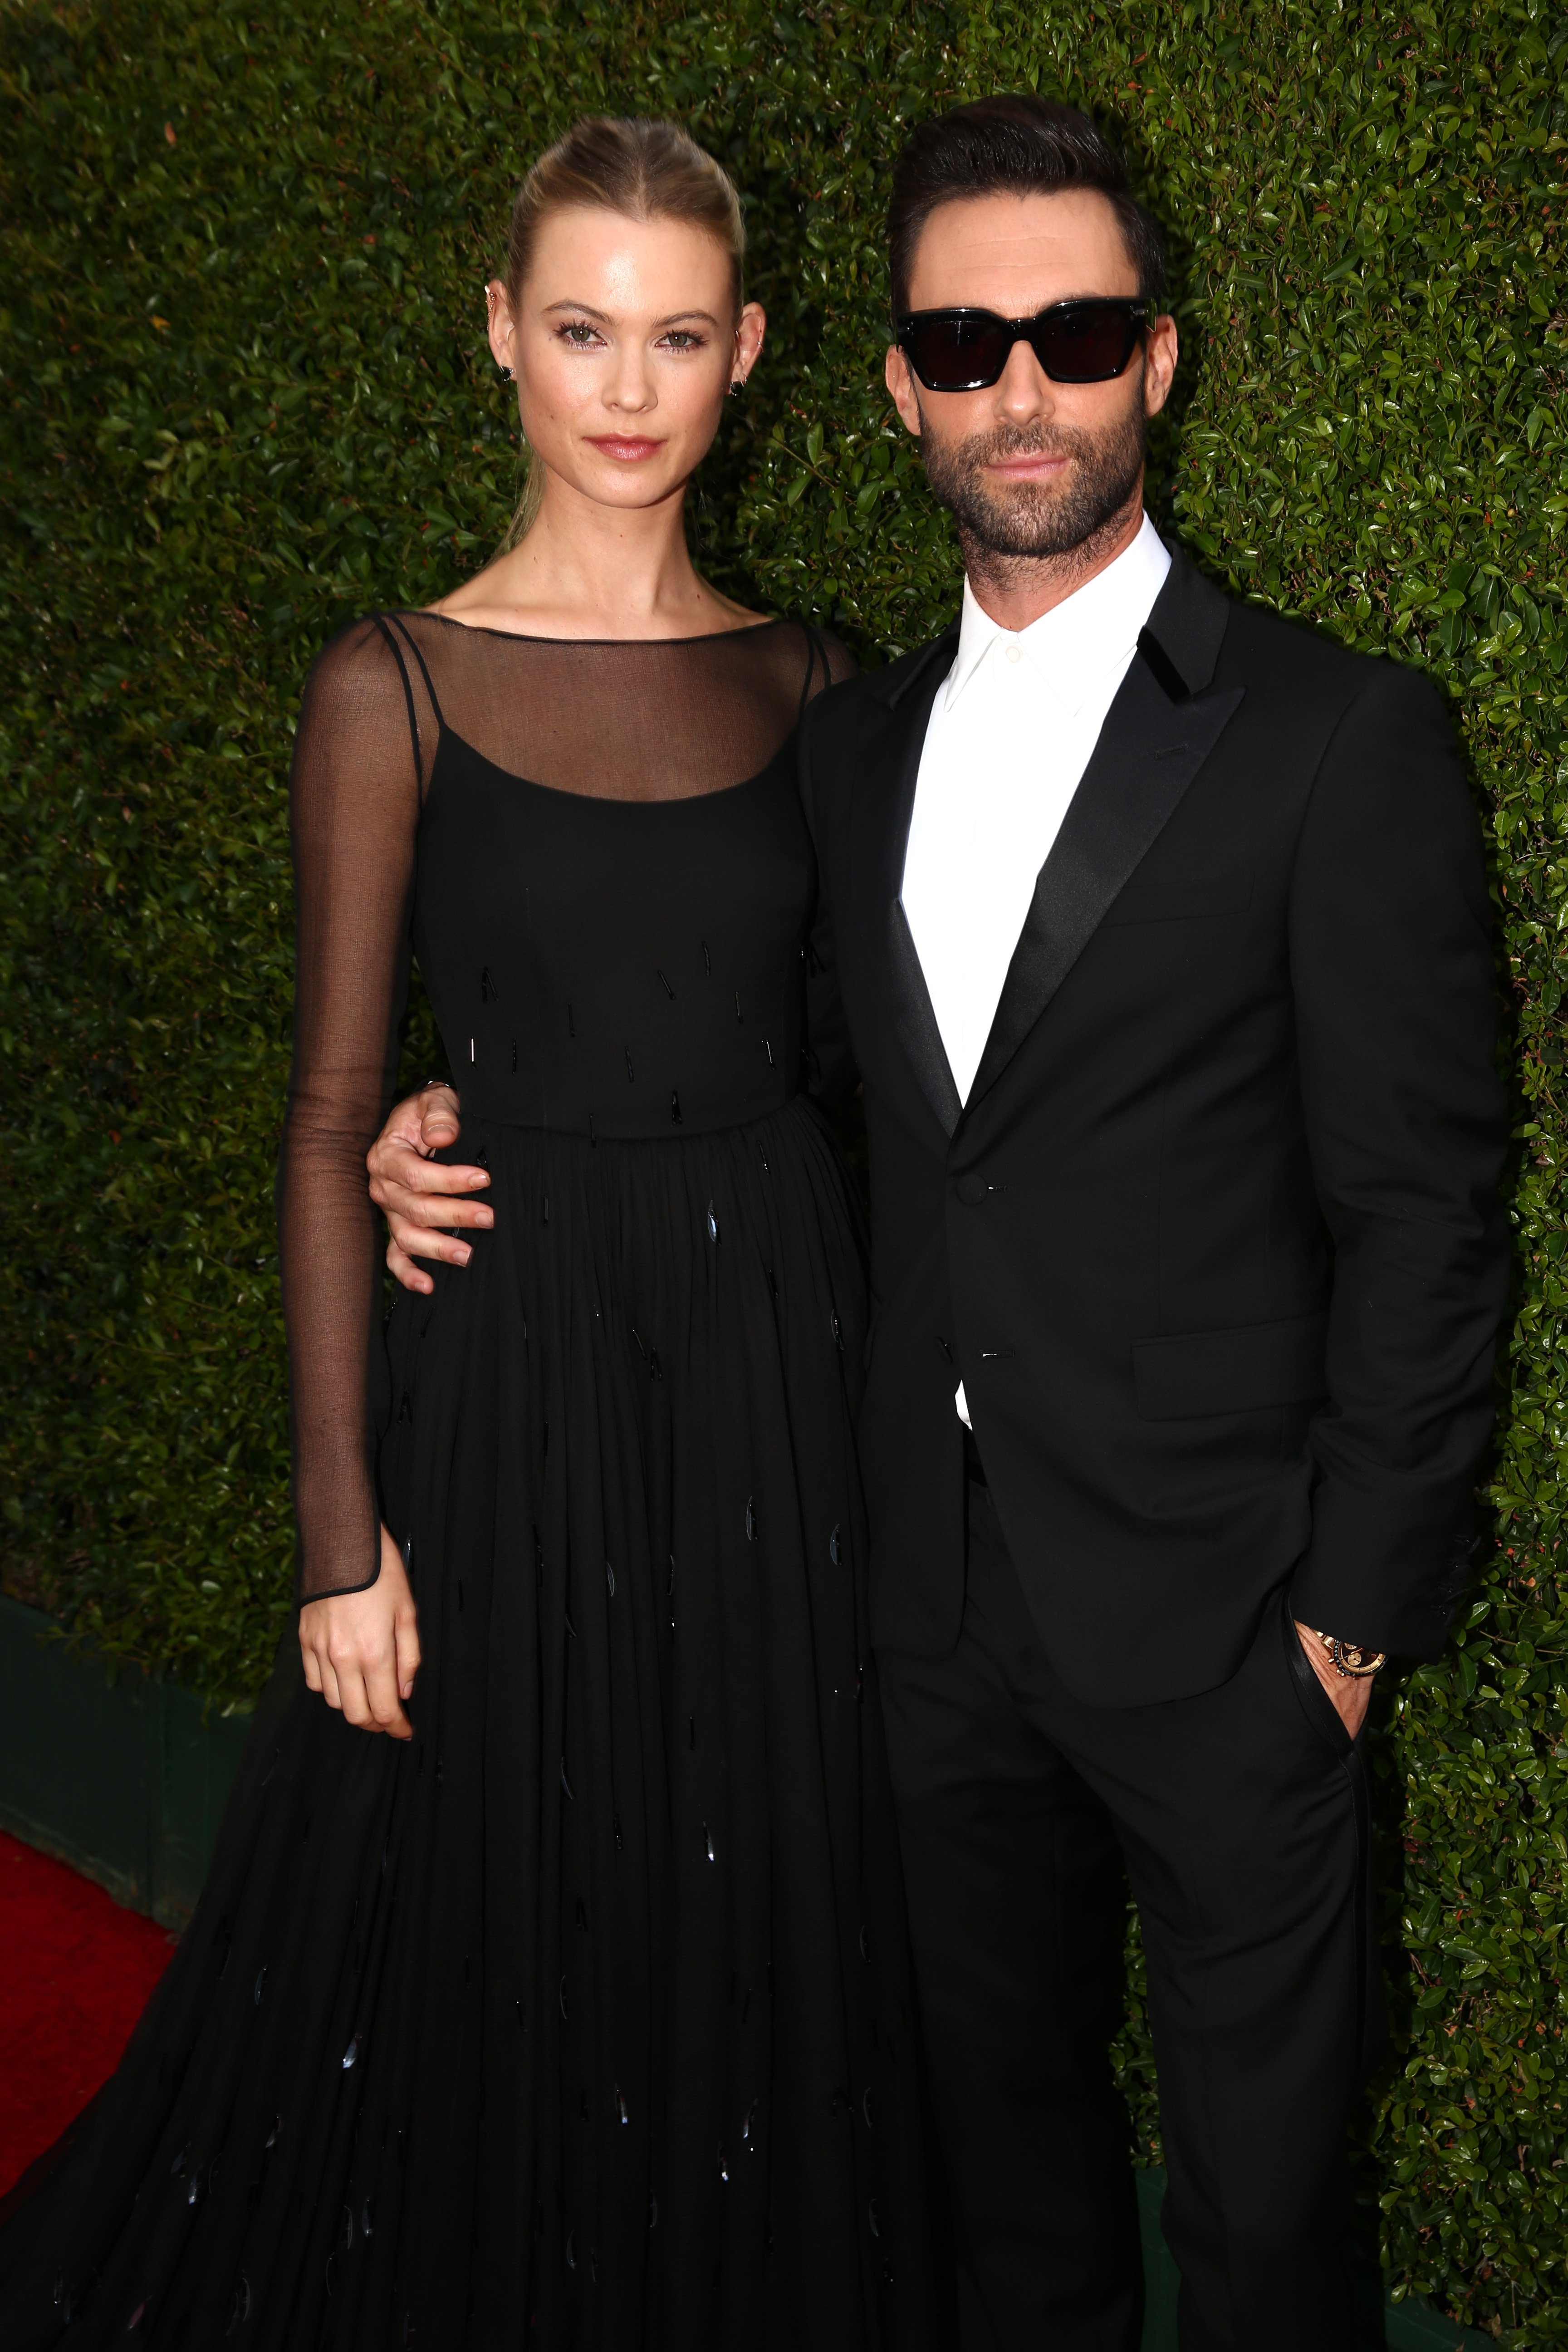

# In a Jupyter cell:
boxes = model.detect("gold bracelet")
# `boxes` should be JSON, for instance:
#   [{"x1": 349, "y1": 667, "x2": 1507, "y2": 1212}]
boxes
[{"x1": 1305, "y1": 1625, "x2": 1386, "y2": 1680}]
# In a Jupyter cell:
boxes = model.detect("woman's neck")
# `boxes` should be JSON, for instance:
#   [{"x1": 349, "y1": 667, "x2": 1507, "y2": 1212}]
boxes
[{"x1": 434, "y1": 472, "x2": 755, "y2": 641}]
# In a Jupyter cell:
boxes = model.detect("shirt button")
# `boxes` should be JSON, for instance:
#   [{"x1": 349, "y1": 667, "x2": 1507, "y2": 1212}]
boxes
[{"x1": 1005, "y1": 642, "x2": 1023, "y2": 664}]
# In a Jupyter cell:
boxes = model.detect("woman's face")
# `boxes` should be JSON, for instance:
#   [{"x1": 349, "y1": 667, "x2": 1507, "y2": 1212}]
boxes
[{"x1": 488, "y1": 207, "x2": 764, "y2": 516}]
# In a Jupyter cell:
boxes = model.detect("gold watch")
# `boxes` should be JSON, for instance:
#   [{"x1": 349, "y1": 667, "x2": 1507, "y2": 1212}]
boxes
[{"x1": 1304, "y1": 1626, "x2": 1386, "y2": 1680}]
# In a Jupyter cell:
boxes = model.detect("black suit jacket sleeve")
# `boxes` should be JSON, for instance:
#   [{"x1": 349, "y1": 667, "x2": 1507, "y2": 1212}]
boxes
[
  {"x1": 799, "y1": 695, "x2": 860, "y2": 1115},
  {"x1": 1287, "y1": 662, "x2": 1508, "y2": 1657}
]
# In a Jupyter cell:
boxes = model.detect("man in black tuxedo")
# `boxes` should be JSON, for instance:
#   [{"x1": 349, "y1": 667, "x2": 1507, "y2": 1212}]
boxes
[
  {"x1": 363, "y1": 93, "x2": 1509, "y2": 2352},
  {"x1": 792, "y1": 94, "x2": 1509, "y2": 2352}
]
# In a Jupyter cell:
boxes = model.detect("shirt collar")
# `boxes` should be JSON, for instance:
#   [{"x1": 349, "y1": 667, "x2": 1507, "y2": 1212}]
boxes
[{"x1": 942, "y1": 511, "x2": 1173, "y2": 712}]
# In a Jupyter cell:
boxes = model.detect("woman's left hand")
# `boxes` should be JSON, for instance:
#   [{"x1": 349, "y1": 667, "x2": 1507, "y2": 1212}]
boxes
[{"x1": 299, "y1": 1525, "x2": 422, "y2": 1736}]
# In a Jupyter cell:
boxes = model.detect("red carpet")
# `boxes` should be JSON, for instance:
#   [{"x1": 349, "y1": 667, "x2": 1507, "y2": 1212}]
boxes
[{"x1": 0, "y1": 1831, "x2": 174, "y2": 2195}]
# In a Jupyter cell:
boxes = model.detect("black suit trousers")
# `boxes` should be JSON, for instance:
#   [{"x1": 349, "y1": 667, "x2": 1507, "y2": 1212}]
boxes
[{"x1": 877, "y1": 1472, "x2": 1382, "y2": 2352}]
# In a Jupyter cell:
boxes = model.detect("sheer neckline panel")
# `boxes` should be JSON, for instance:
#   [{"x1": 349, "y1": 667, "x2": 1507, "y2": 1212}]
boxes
[
  {"x1": 375, "y1": 609, "x2": 852, "y2": 806},
  {"x1": 415, "y1": 608, "x2": 789, "y2": 649}
]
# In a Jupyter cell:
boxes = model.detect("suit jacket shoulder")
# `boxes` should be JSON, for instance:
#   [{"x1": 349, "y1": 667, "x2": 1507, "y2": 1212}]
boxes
[{"x1": 1217, "y1": 591, "x2": 1447, "y2": 726}]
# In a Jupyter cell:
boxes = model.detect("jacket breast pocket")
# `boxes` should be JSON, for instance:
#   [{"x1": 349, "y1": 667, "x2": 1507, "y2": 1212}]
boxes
[
  {"x1": 1132, "y1": 1311, "x2": 1328, "y2": 1421},
  {"x1": 1101, "y1": 867, "x2": 1254, "y2": 926}
]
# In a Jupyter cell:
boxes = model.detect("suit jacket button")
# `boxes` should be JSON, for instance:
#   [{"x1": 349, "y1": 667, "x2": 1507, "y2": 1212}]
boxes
[{"x1": 955, "y1": 1172, "x2": 987, "y2": 1206}]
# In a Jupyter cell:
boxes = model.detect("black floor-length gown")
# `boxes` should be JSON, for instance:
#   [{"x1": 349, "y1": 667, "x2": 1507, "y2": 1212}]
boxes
[{"x1": 0, "y1": 613, "x2": 940, "y2": 2351}]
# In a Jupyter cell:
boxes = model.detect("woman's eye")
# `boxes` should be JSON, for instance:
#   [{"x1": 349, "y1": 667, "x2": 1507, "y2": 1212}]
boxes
[
  {"x1": 659, "y1": 330, "x2": 706, "y2": 352},
  {"x1": 556, "y1": 320, "x2": 603, "y2": 348}
]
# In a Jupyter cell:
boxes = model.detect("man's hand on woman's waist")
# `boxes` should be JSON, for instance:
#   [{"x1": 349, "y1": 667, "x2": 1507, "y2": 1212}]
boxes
[{"x1": 368, "y1": 1081, "x2": 490, "y2": 1294}]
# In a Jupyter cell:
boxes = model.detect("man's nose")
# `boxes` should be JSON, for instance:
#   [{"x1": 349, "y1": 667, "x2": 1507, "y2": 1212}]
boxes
[{"x1": 991, "y1": 337, "x2": 1056, "y2": 427}]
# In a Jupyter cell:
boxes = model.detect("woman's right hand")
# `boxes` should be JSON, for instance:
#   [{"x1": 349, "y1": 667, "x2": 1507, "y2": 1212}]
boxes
[
  {"x1": 299, "y1": 1525, "x2": 422, "y2": 1737},
  {"x1": 367, "y1": 1081, "x2": 492, "y2": 1295}
]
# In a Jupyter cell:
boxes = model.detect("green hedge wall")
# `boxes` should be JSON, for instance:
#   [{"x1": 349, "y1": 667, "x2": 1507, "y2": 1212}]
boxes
[{"x1": 2, "y1": 0, "x2": 1565, "y2": 2334}]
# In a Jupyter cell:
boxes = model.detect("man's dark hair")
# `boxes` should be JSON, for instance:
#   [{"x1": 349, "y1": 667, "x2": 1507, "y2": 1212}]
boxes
[{"x1": 887, "y1": 94, "x2": 1167, "y2": 320}]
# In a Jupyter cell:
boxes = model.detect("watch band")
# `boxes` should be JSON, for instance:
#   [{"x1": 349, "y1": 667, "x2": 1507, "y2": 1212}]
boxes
[{"x1": 1304, "y1": 1625, "x2": 1386, "y2": 1680}]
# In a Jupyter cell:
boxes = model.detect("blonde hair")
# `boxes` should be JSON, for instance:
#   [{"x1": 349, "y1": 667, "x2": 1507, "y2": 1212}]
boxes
[{"x1": 499, "y1": 116, "x2": 746, "y2": 549}]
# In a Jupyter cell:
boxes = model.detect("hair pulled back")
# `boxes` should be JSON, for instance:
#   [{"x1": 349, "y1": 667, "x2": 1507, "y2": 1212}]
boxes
[{"x1": 500, "y1": 116, "x2": 746, "y2": 546}]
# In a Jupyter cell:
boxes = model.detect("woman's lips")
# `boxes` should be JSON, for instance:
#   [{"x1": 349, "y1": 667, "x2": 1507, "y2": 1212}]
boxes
[{"x1": 587, "y1": 435, "x2": 665, "y2": 461}]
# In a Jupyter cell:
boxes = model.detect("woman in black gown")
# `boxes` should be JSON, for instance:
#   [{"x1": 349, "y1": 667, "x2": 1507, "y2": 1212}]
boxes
[{"x1": 0, "y1": 117, "x2": 937, "y2": 2351}]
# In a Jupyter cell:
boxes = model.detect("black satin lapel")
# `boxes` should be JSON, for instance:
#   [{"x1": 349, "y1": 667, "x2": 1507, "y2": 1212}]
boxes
[
  {"x1": 965, "y1": 662, "x2": 1245, "y2": 1112},
  {"x1": 852, "y1": 661, "x2": 964, "y2": 1139}
]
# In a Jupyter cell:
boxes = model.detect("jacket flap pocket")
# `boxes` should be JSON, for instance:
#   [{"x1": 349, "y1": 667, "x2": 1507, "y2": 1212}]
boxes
[{"x1": 1132, "y1": 1311, "x2": 1328, "y2": 1421}]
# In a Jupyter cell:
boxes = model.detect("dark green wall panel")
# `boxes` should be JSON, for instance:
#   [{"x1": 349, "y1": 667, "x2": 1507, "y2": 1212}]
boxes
[{"x1": 0, "y1": 1596, "x2": 250, "y2": 1929}]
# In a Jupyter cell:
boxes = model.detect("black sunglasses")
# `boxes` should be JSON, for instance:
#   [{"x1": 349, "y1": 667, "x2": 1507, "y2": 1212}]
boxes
[{"x1": 896, "y1": 298, "x2": 1150, "y2": 392}]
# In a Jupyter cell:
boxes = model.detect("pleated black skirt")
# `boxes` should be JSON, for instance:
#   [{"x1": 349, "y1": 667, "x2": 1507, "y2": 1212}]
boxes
[{"x1": 0, "y1": 1099, "x2": 939, "y2": 2352}]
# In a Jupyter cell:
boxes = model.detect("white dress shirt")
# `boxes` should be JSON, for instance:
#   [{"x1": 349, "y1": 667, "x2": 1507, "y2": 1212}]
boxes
[{"x1": 899, "y1": 511, "x2": 1171, "y2": 1427}]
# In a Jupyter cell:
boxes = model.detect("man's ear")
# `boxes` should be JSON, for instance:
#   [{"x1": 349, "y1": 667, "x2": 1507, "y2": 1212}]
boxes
[
  {"x1": 1143, "y1": 314, "x2": 1179, "y2": 421},
  {"x1": 885, "y1": 344, "x2": 922, "y2": 438}
]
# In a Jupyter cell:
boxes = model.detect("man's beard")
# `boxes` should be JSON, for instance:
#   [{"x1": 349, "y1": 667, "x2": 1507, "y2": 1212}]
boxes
[{"x1": 920, "y1": 394, "x2": 1147, "y2": 561}]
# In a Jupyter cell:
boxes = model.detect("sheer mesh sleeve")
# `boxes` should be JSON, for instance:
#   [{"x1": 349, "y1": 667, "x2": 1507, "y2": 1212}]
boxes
[
  {"x1": 278, "y1": 617, "x2": 422, "y2": 1602},
  {"x1": 799, "y1": 629, "x2": 860, "y2": 1112}
]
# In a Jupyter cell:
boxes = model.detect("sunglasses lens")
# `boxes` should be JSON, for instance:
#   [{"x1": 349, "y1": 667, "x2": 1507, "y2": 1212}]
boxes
[
  {"x1": 906, "y1": 314, "x2": 1009, "y2": 391},
  {"x1": 1035, "y1": 305, "x2": 1139, "y2": 383}
]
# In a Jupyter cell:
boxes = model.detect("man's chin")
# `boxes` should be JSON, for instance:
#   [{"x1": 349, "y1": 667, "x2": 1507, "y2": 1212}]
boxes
[
  {"x1": 959, "y1": 490, "x2": 1087, "y2": 560},
  {"x1": 952, "y1": 468, "x2": 1147, "y2": 563}
]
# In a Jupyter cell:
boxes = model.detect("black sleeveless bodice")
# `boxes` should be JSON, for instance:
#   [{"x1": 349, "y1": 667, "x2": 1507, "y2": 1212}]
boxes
[{"x1": 416, "y1": 745, "x2": 808, "y2": 1140}]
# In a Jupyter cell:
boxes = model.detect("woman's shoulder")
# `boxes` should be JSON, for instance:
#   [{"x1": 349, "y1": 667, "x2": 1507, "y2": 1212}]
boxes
[
  {"x1": 303, "y1": 610, "x2": 415, "y2": 702},
  {"x1": 804, "y1": 621, "x2": 857, "y2": 687},
  {"x1": 732, "y1": 611, "x2": 858, "y2": 696}
]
